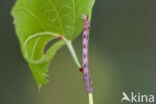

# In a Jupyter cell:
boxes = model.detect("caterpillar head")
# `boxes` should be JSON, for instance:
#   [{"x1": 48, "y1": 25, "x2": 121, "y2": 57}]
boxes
[{"x1": 82, "y1": 14, "x2": 88, "y2": 21}]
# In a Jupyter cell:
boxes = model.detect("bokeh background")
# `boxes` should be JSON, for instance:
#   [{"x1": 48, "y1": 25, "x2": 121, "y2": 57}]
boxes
[{"x1": 1, "y1": 0, "x2": 156, "y2": 104}]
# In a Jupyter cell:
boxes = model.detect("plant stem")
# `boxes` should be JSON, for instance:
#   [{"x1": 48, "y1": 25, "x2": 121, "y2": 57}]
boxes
[{"x1": 88, "y1": 93, "x2": 94, "y2": 104}]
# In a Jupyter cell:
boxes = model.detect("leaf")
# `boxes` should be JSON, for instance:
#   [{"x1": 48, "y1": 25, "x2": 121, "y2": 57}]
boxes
[
  {"x1": 29, "y1": 40, "x2": 65, "y2": 88},
  {"x1": 11, "y1": 0, "x2": 95, "y2": 88}
]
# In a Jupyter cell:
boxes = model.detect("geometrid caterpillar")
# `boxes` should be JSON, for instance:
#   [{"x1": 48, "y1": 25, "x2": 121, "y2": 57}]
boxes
[{"x1": 82, "y1": 14, "x2": 93, "y2": 93}]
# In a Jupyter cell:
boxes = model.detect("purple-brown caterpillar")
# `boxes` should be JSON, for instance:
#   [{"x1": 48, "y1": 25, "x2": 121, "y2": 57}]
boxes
[{"x1": 82, "y1": 14, "x2": 93, "y2": 93}]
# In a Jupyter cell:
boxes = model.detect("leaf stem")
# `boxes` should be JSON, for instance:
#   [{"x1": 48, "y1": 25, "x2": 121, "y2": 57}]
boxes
[{"x1": 65, "y1": 40, "x2": 81, "y2": 68}]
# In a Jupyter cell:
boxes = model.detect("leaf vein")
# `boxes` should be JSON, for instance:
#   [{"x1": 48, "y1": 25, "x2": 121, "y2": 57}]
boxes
[
  {"x1": 48, "y1": 0, "x2": 65, "y2": 34},
  {"x1": 31, "y1": 36, "x2": 41, "y2": 60}
]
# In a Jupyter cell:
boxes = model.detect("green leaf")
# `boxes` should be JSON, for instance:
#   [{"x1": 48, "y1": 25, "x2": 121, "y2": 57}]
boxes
[{"x1": 11, "y1": 0, "x2": 95, "y2": 88}]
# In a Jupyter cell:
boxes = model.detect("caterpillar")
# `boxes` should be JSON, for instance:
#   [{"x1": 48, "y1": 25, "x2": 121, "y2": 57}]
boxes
[{"x1": 82, "y1": 14, "x2": 93, "y2": 93}]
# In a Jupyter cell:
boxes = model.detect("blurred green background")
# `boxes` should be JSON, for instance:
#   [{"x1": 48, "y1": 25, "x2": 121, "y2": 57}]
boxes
[{"x1": 1, "y1": 0, "x2": 156, "y2": 104}]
